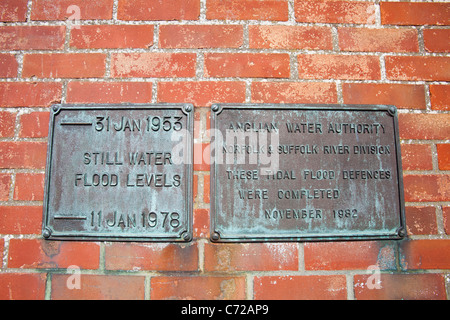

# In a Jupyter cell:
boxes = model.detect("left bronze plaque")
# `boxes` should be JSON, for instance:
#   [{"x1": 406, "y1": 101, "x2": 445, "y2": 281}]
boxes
[{"x1": 42, "y1": 104, "x2": 194, "y2": 242}]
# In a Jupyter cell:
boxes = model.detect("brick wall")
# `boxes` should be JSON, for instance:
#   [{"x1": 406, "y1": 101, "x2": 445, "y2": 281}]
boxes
[{"x1": 0, "y1": 0, "x2": 449, "y2": 300}]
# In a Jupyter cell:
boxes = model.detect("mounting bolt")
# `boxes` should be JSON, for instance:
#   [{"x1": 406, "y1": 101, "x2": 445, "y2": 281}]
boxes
[
  {"x1": 388, "y1": 106, "x2": 397, "y2": 116},
  {"x1": 397, "y1": 227, "x2": 406, "y2": 238},
  {"x1": 184, "y1": 105, "x2": 192, "y2": 113},
  {"x1": 211, "y1": 105, "x2": 220, "y2": 112},
  {"x1": 183, "y1": 232, "x2": 192, "y2": 242},
  {"x1": 211, "y1": 232, "x2": 220, "y2": 241},
  {"x1": 43, "y1": 228, "x2": 52, "y2": 239}
]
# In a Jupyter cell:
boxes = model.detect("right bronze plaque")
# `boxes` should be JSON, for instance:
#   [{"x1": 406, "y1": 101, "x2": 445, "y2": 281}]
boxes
[{"x1": 210, "y1": 104, "x2": 406, "y2": 242}]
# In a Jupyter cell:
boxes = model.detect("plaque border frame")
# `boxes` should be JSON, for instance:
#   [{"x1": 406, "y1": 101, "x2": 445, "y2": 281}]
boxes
[
  {"x1": 210, "y1": 103, "x2": 406, "y2": 242},
  {"x1": 42, "y1": 103, "x2": 194, "y2": 242}
]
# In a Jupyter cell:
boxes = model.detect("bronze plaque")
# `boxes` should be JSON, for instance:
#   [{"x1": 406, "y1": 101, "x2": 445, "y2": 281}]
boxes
[
  {"x1": 210, "y1": 104, "x2": 406, "y2": 242},
  {"x1": 43, "y1": 104, "x2": 193, "y2": 242}
]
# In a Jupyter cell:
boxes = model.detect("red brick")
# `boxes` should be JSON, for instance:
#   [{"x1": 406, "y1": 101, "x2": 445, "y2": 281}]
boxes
[
  {"x1": 0, "y1": 173, "x2": 11, "y2": 201},
  {"x1": 343, "y1": 83, "x2": 426, "y2": 110},
  {"x1": 430, "y1": 85, "x2": 450, "y2": 111},
  {"x1": 0, "y1": 111, "x2": 16, "y2": 137},
  {"x1": 194, "y1": 143, "x2": 210, "y2": 171},
  {"x1": 111, "y1": 53, "x2": 196, "y2": 78},
  {"x1": 0, "y1": 142, "x2": 47, "y2": 169},
  {"x1": 31, "y1": 0, "x2": 114, "y2": 20},
  {"x1": 207, "y1": 0, "x2": 288, "y2": 21},
  {"x1": 0, "y1": 54, "x2": 18, "y2": 78},
  {"x1": 8, "y1": 239, "x2": 100, "y2": 269},
  {"x1": 105, "y1": 242, "x2": 198, "y2": 271},
  {"x1": 254, "y1": 275, "x2": 347, "y2": 300},
  {"x1": 19, "y1": 112, "x2": 50, "y2": 138},
  {"x1": 443, "y1": 207, "x2": 450, "y2": 235},
  {"x1": 403, "y1": 175, "x2": 450, "y2": 202},
  {"x1": 424, "y1": 29, "x2": 450, "y2": 53},
  {"x1": 23, "y1": 53, "x2": 106, "y2": 79},
  {"x1": 118, "y1": 0, "x2": 200, "y2": 21},
  {"x1": 401, "y1": 144, "x2": 433, "y2": 171},
  {"x1": 385, "y1": 56, "x2": 450, "y2": 81},
  {"x1": 14, "y1": 173, "x2": 45, "y2": 201},
  {"x1": 305, "y1": 241, "x2": 396, "y2": 271},
  {"x1": 405, "y1": 206, "x2": 438, "y2": 235},
  {"x1": 338, "y1": 27, "x2": 418, "y2": 53},
  {"x1": 400, "y1": 240, "x2": 450, "y2": 270},
  {"x1": 204, "y1": 243, "x2": 298, "y2": 272},
  {"x1": 249, "y1": 25, "x2": 332, "y2": 50},
  {"x1": 437, "y1": 144, "x2": 450, "y2": 171},
  {"x1": 204, "y1": 174, "x2": 210, "y2": 204},
  {"x1": 354, "y1": 273, "x2": 446, "y2": 300},
  {"x1": 151, "y1": 276, "x2": 246, "y2": 300},
  {"x1": 205, "y1": 53, "x2": 290, "y2": 78},
  {"x1": 0, "y1": 206, "x2": 42, "y2": 234},
  {"x1": 0, "y1": 273, "x2": 47, "y2": 300},
  {"x1": 52, "y1": 274, "x2": 145, "y2": 300},
  {"x1": 381, "y1": 2, "x2": 450, "y2": 26},
  {"x1": 70, "y1": 25, "x2": 154, "y2": 49},
  {"x1": 160, "y1": 25, "x2": 243, "y2": 48},
  {"x1": 67, "y1": 81, "x2": 152, "y2": 104},
  {"x1": 298, "y1": 54, "x2": 380, "y2": 80},
  {"x1": 0, "y1": 26, "x2": 65, "y2": 50},
  {"x1": 193, "y1": 174, "x2": 198, "y2": 200},
  {"x1": 193, "y1": 208, "x2": 209, "y2": 239},
  {"x1": 295, "y1": 0, "x2": 376, "y2": 24},
  {"x1": 399, "y1": 114, "x2": 450, "y2": 140},
  {"x1": 0, "y1": 82, "x2": 62, "y2": 108},
  {"x1": 0, "y1": 238, "x2": 3, "y2": 254},
  {"x1": 252, "y1": 82, "x2": 337, "y2": 104},
  {"x1": 0, "y1": 0, "x2": 28, "y2": 22},
  {"x1": 158, "y1": 81, "x2": 246, "y2": 107}
]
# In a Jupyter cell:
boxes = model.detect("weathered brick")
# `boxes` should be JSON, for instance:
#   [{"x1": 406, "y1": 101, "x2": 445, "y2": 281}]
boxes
[
  {"x1": 0, "y1": 26, "x2": 65, "y2": 50},
  {"x1": 298, "y1": 54, "x2": 380, "y2": 80},
  {"x1": 0, "y1": 173, "x2": 11, "y2": 201},
  {"x1": 193, "y1": 208, "x2": 209, "y2": 239},
  {"x1": 0, "y1": 82, "x2": 62, "y2": 108},
  {"x1": 437, "y1": 144, "x2": 450, "y2": 171},
  {"x1": 400, "y1": 240, "x2": 450, "y2": 270},
  {"x1": 0, "y1": 111, "x2": 16, "y2": 137},
  {"x1": 158, "y1": 81, "x2": 246, "y2": 107},
  {"x1": 204, "y1": 174, "x2": 210, "y2": 204},
  {"x1": 403, "y1": 175, "x2": 450, "y2": 202},
  {"x1": 254, "y1": 275, "x2": 347, "y2": 300},
  {"x1": 304, "y1": 241, "x2": 396, "y2": 270},
  {"x1": 430, "y1": 85, "x2": 450, "y2": 111},
  {"x1": 423, "y1": 29, "x2": 450, "y2": 53},
  {"x1": 111, "y1": 53, "x2": 196, "y2": 78},
  {"x1": 443, "y1": 207, "x2": 450, "y2": 235},
  {"x1": 19, "y1": 112, "x2": 50, "y2": 138},
  {"x1": 205, "y1": 53, "x2": 290, "y2": 78},
  {"x1": 342, "y1": 83, "x2": 426, "y2": 110},
  {"x1": 151, "y1": 276, "x2": 246, "y2": 300},
  {"x1": 31, "y1": 0, "x2": 114, "y2": 20},
  {"x1": 381, "y1": 2, "x2": 450, "y2": 26},
  {"x1": 23, "y1": 53, "x2": 106, "y2": 79},
  {"x1": 160, "y1": 25, "x2": 243, "y2": 48},
  {"x1": 385, "y1": 56, "x2": 450, "y2": 81},
  {"x1": 67, "y1": 81, "x2": 152, "y2": 104},
  {"x1": 0, "y1": 54, "x2": 18, "y2": 78},
  {"x1": 194, "y1": 143, "x2": 210, "y2": 171},
  {"x1": 401, "y1": 144, "x2": 433, "y2": 171},
  {"x1": 118, "y1": 0, "x2": 200, "y2": 21},
  {"x1": 204, "y1": 243, "x2": 298, "y2": 272},
  {"x1": 0, "y1": 0, "x2": 28, "y2": 22},
  {"x1": 70, "y1": 25, "x2": 154, "y2": 49},
  {"x1": 250, "y1": 25, "x2": 332, "y2": 50},
  {"x1": 52, "y1": 274, "x2": 145, "y2": 300},
  {"x1": 354, "y1": 273, "x2": 446, "y2": 300},
  {"x1": 8, "y1": 239, "x2": 100, "y2": 269},
  {"x1": 405, "y1": 206, "x2": 438, "y2": 236},
  {"x1": 105, "y1": 242, "x2": 198, "y2": 271},
  {"x1": 338, "y1": 27, "x2": 418, "y2": 53},
  {"x1": 0, "y1": 273, "x2": 47, "y2": 300},
  {"x1": 207, "y1": 0, "x2": 288, "y2": 21},
  {"x1": 14, "y1": 173, "x2": 45, "y2": 201},
  {"x1": 0, "y1": 206, "x2": 42, "y2": 234},
  {"x1": 252, "y1": 82, "x2": 337, "y2": 104},
  {"x1": 295, "y1": 0, "x2": 376, "y2": 24},
  {"x1": 0, "y1": 142, "x2": 47, "y2": 169},
  {"x1": 399, "y1": 114, "x2": 450, "y2": 140}
]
